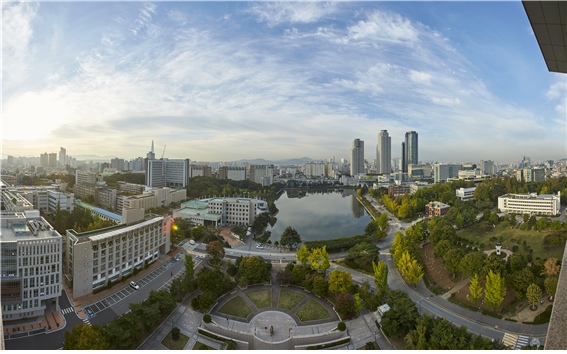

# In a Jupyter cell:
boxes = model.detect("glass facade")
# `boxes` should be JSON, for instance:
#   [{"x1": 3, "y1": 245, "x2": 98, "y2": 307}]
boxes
[{"x1": 404, "y1": 131, "x2": 418, "y2": 172}]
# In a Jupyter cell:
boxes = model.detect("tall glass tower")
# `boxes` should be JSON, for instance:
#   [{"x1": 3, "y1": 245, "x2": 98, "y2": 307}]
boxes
[{"x1": 403, "y1": 131, "x2": 418, "y2": 173}]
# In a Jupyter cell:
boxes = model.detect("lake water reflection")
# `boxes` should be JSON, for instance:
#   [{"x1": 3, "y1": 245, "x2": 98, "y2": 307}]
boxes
[{"x1": 266, "y1": 189, "x2": 372, "y2": 243}]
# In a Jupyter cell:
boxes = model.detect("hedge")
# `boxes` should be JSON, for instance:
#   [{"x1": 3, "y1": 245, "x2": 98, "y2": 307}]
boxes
[{"x1": 304, "y1": 235, "x2": 371, "y2": 253}]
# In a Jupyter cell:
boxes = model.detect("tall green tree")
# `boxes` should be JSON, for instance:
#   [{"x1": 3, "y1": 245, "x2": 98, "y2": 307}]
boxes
[
  {"x1": 372, "y1": 260, "x2": 388, "y2": 295},
  {"x1": 63, "y1": 323, "x2": 109, "y2": 350},
  {"x1": 526, "y1": 283, "x2": 541, "y2": 310},
  {"x1": 433, "y1": 240, "x2": 452, "y2": 259},
  {"x1": 280, "y1": 226, "x2": 302, "y2": 248},
  {"x1": 184, "y1": 254, "x2": 195, "y2": 282},
  {"x1": 381, "y1": 290, "x2": 419, "y2": 339},
  {"x1": 102, "y1": 311, "x2": 143, "y2": 349},
  {"x1": 378, "y1": 213, "x2": 389, "y2": 230},
  {"x1": 459, "y1": 252, "x2": 485, "y2": 278},
  {"x1": 484, "y1": 270, "x2": 506, "y2": 313},
  {"x1": 443, "y1": 249, "x2": 464, "y2": 279},
  {"x1": 295, "y1": 244, "x2": 310, "y2": 265},
  {"x1": 545, "y1": 276, "x2": 558, "y2": 300},
  {"x1": 346, "y1": 242, "x2": 380, "y2": 268},
  {"x1": 206, "y1": 241, "x2": 225, "y2": 262}
]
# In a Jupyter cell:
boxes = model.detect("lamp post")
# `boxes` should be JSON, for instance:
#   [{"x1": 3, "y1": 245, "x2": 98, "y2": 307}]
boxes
[{"x1": 478, "y1": 307, "x2": 482, "y2": 323}]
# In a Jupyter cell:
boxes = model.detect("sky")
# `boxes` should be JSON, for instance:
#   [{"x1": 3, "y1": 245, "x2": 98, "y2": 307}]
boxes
[{"x1": 2, "y1": 1, "x2": 566, "y2": 163}]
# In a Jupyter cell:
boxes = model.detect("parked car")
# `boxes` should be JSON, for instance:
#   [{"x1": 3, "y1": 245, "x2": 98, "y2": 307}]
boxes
[
  {"x1": 130, "y1": 281, "x2": 140, "y2": 290},
  {"x1": 189, "y1": 240, "x2": 195, "y2": 245},
  {"x1": 256, "y1": 245, "x2": 264, "y2": 249}
]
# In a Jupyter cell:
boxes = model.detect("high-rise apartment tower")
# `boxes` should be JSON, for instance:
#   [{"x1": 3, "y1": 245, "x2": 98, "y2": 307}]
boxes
[
  {"x1": 350, "y1": 139, "x2": 364, "y2": 176},
  {"x1": 403, "y1": 131, "x2": 418, "y2": 173},
  {"x1": 376, "y1": 130, "x2": 391, "y2": 174}
]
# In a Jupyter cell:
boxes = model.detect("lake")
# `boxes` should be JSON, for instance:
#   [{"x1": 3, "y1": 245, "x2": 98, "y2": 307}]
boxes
[{"x1": 266, "y1": 189, "x2": 373, "y2": 243}]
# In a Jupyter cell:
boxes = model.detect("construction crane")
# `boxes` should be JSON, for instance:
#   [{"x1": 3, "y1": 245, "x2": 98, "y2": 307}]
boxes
[{"x1": 161, "y1": 145, "x2": 166, "y2": 159}]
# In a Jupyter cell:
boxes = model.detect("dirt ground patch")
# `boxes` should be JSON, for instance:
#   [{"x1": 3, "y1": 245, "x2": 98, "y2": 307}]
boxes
[
  {"x1": 220, "y1": 226, "x2": 244, "y2": 246},
  {"x1": 421, "y1": 243, "x2": 460, "y2": 292},
  {"x1": 510, "y1": 295, "x2": 553, "y2": 323},
  {"x1": 453, "y1": 275, "x2": 516, "y2": 314}
]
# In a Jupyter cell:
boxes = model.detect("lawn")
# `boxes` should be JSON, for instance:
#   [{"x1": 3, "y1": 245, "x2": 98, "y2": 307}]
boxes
[
  {"x1": 245, "y1": 289, "x2": 272, "y2": 309},
  {"x1": 277, "y1": 289, "x2": 306, "y2": 311},
  {"x1": 295, "y1": 299, "x2": 331, "y2": 322},
  {"x1": 192, "y1": 341, "x2": 215, "y2": 350},
  {"x1": 161, "y1": 329, "x2": 190, "y2": 350},
  {"x1": 356, "y1": 341, "x2": 380, "y2": 350},
  {"x1": 456, "y1": 223, "x2": 565, "y2": 261},
  {"x1": 218, "y1": 296, "x2": 253, "y2": 319}
]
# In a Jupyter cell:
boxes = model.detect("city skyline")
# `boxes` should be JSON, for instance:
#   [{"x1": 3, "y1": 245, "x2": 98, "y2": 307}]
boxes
[{"x1": 2, "y1": 2, "x2": 566, "y2": 161}]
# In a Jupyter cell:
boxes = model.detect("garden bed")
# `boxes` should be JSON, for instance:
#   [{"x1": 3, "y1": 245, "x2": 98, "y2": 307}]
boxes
[
  {"x1": 295, "y1": 299, "x2": 331, "y2": 322},
  {"x1": 218, "y1": 296, "x2": 252, "y2": 318},
  {"x1": 161, "y1": 329, "x2": 190, "y2": 350},
  {"x1": 278, "y1": 289, "x2": 306, "y2": 311}
]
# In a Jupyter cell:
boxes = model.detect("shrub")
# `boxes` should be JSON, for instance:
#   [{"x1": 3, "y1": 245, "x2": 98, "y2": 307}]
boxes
[
  {"x1": 512, "y1": 245, "x2": 519, "y2": 252},
  {"x1": 133, "y1": 267, "x2": 139, "y2": 276},
  {"x1": 527, "y1": 254, "x2": 533, "y2": 262},
  {"x1": 285, "y1": 261, "x2": 296, "y2": 272},
  {"x1": 191, "y1": 297, "x2": 199, "y2": 309},
  {"x1": 172, "y1": 327, "x2": 181, "y2": 340},
  {"x1": 480, "y1": 243, "x2": 485, "y2": 248},
  {"x1": 337, "y1": 322, "x2": 346, "y2": 331},
  {"x1": 203, "y1": 314, "x2": 212, "y2": 323},
  {"x1": 227, "y1": 263, "x2": 237, "y2": 276}
]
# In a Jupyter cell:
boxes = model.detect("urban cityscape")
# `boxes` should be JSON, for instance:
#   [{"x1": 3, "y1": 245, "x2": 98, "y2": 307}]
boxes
[{"x1": 1, "y1": 1, "x2": 566, "y2": 351}]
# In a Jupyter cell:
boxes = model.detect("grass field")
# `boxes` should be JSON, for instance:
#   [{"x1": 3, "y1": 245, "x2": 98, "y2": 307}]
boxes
[
  {"x1": 295, "y1": 299, "x2": 331, "y2": 322},
  {"x1": 277, "y1": 289, "x2": 306, "y2": 311},
  {"x1": 245, "y1": 289, "x2": 272, "y2": 309},
  {"x1": 161, "y1": 329, "x2": 190, "y2": 350},
  {"x1": 457, "y1": 223, "x2": 565, "y2": 261},
  {"x1": 192, "y1": 341, "x2": 215, "y2": 350},
  {"x1": 218, "y1": 296, "x2": 253, "y2": 318}
]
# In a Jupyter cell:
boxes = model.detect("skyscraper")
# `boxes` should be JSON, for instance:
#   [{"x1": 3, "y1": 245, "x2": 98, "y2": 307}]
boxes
[
  {"x1": 350, "y1": 139, "x2": 364, "y2": 176},
  {"x1": 401, "y1": 142, "x2": 406, "y2": 173},
  {"x1": 404, "y1": 131, "x2": 418, "y2": 172},
  {"x1": 59, "y1": 147, "x2": 66, "y2": 167},
  {"x1": 376, "y1": 130, "x2": 391, "y2": 174},
  {"x1": 48, "y1": 153, "x2": 57, "y2": 167},
  {"x1": 40, "y1": 153, "x2": 49, "y2": 167}
]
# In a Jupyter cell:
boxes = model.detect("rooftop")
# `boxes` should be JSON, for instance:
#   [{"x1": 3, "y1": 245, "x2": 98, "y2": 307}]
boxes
[
  {"x1": 182, "y1": 200, "x2": 209, "y2": 208},
  {"x1": 174, "y1": 207, "x2": 221, "y2": 220},
  {"x1": 68, "y1": 223, "x2": 128, "y2": 239},
  {"x1": 92, "y1": 208, "x2": 122, "y2": 222},
  {"x1": 1, "y1": 212, "x2": 61, "y2": 242}
]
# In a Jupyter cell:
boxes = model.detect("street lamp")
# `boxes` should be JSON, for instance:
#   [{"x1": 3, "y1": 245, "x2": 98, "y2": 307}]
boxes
[{"x1": 478, "y1": 307, "x2": 482, "y2": 323}]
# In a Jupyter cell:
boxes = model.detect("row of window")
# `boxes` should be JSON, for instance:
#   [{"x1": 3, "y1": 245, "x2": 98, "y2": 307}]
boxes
[
  {"x1": 19, "y1": 254, "x2": 60, "y2": 267},
  {"x1": 19, "y1": 264, "x2": 59, "y2": 277},
  {"x1": 3, "y1": 298, "x2": 41, "y2": 312},
  {"x1": 93, "y1": 249, "x2": 159, "y2": 276},
  {"x1": 23, "y1": 273, "x2": 59, "y2": 289},
  {"x1": 19, "y1": 242, "x2": 60, "y2": 256}
]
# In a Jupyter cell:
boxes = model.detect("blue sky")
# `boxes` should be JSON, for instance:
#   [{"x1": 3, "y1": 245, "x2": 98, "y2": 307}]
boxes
[{"x1": 2, "y1": 1, "x2": 565, "y2": 163}]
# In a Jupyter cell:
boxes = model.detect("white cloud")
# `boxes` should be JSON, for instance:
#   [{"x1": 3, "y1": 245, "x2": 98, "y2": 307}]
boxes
[
  {"x1": 168, "y1": 10, "x2": 186, "y2": 26},
  {"x1": 546, "y1": 76, "x2": 567, "y2": 114},
  {"x1": 337, "y1": 10, "x2": 418, "y2": 45},
  {"x1": 432, "y1": 97, "x2": 460, "y2": 105},
  {"x1": 248, "y1": 2, "x2": 337, "y2": 27},
  {"x1": 2, "y1": 2, "x2": 39, "y2": 83}
]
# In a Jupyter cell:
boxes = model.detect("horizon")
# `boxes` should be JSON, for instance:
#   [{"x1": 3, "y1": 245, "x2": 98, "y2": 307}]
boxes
[{"x1": 2, "y1": 2, "x2": 566, "y2": 162}]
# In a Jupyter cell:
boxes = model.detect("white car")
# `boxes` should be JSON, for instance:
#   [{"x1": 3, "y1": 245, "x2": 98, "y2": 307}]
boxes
[
  {"x1": 130, "y1": 281, "x2": 140, "y2": 290},
  {"x1": 256, "y1": 245, "x2": 264, "y2": 249}
]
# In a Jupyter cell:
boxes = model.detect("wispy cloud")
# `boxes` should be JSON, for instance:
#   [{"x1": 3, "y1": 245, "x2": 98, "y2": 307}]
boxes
[{"x1": 248, "y1": 1, "x2": 338, "y2": 27}]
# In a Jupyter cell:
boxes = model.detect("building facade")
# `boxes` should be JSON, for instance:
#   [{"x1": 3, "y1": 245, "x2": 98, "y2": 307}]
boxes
[
  {"x1": 456, "y1": 187, "x2": 477, "y2": 202},
  {"x1": 1, "y1": 210, "x2": 63, "y2": 328},
  {"x1": 1, "y1": 175, "x2": 17, "y2": 186},
  {"x1": 376, "y1": 130, "x2": 391, "y2": 174},
  {"x1": 58, "y1": 148, "x2": 66, "y2": 168},
  {"x1": 65, "y1": 211, "x2": 170, "y2": 299},
  {"x1": 304, "y1": 162, "x2": 327, "y2": 177},
  {"x1": 404, "y1": 131, "x2": 418, "y2": 173},
  {"x1": 75, "y1": 171, "x2": 103, "y2": 185},
  {"x1": 425, "y1": 201, "x2": 450, "y2": 216},
  {"x1": 219, "y1": 166, "x2": 247, "y2": 181},
  {"x1": 408, "y1": 163, "x2": 432, "y2": 178},
  {"x1": 2, "y1": 190, "x2": 34, "y2": 211},
  {"x1": 189, "y1": 165, "x2": 212, "y2": 178},
  {"x1": 522, "y1": 168, "x2": 545, "y2": 182},
  {"x1": 117, "y1": 181, "x2": 145, "y2": 194},
  {"x1": 350, "y1": 139, "x2": 364, "y2": 176},
  {"x1": 174, "y1": 197, "x2": 261, "y2": 227},
  {"x1": 433, "y1": 163, "x2": 463, "y2": 183},
  {"x1": 249, "y1": 165, "x2": 273, "y2": 185},
  {"x1": 498, "y1": 192, "x2": 560, "y2": 216},
  {"x1": 48, "y1": 190, "x2": 74, "y2": 212},
  {"x1": 480, "y1": 160, "x2": 495, "y2": 175},
  {"x1": 388, "y1": 185, "x2": 411, "y2": 198}
]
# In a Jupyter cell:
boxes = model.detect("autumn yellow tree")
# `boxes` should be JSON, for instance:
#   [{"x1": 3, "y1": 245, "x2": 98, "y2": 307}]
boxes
[
  {"x1": 295, "y1": 244, "x2": 310, "y2": 266},
  {"x1": 484, "y1": 270, "x2": 506, "y2": 314},
  {"x1": 398, "y1": 251, "x2": 424, "y2": 288},
  {"x1": 309, "y1": 246, "x2": 330, "y2": 274},
  {"x1": 542, "y1": 258, "x2": 560, "y2": 277},
  {"x1": 467, "y1": 274, "x2": 483, "y2": 306}
]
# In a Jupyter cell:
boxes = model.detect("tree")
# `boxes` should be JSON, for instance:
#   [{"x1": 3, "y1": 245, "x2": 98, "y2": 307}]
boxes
[
  {"x1": 353, "y1": 293, "x2": 364, "y2": 311},
  {"x1": 102, "y1": 311, "x2": 143, "y2": 349},
  {"x1": 398, "y1": 251, "x2": 424, "y2": 288},
  {"x1": 335, "y1": 293, "x2": 355, "y2": 317},
  {"x1": 63, "y1": 323, "x2": 109, "y2": 350},
  {"x1": 372, "y1": 260, "x2": 388, "y2": 295},
  {"x1": 184, "y1": 254, "x2": 196, "y2": 282},
  {"x1": 526, "y1": 283, "x2": 541, "y2": 310},
  {"x1": 295, "y1": 244, "x2": 310, "y2": 265},
  {"x1": 429, "y1": 225, "x2": 456, "y2": 245},
  {"x1": 280, "y1": 226, "x2": 302, "y2": 248},
  {"x1": 508, "y1": 268, "x2": 535, "y2": 300},
  {"x1": 455, "y1": 214, "x2": 464, "y2": 229},
  {"x1": 347, "y1": 242, "x2": 380, "y2": 268},
  {"x1": 467, "y1": 274, "x2": 483, "y2": 306},
  {"x1": 459, "y1": 252, "x2": 485, "y2": 278},
  {"x1": 364, "y1": 219, "x2": 378, "y2": 236},
  {"x1": 542, "y1": 258, "x2": 560, "y2": 277},
  {"x1": 83, "y1": 194, "x2": 95, "y2": 204},
  {"x1": 381, "y1": 290, "x2": 419, "y2": 339},
  {"x1": 484, "y1": 270, "x2": 506, "y2": 313},
  {"x1": 276, "y1": 269, "x2": 294, "y2": 285},
  {"x1": 378, "y1": 213, "x2": 389, "y2": 230},
  {"x1": 309, "y1": 246, "x2": 330, "y2": 274},
  {"x1": 206, "y1": 241, "x2": 225, "y2": 262},
  {"x1": 292, "y1": 265, "x2": 309, "y2": 282},
  {"x1": 536, "y1": 217, "x2": 548, "y2": 230},
  {"x1": 545, "y1": 276, "x2": 558, "y2": 300},
  {"x1": 443, "y1": 249, "x2": 464, "y2": 279},
  {"x1": 433, "y1": 240, "x2": 452, "y2": 259},
  {"x1": 197, "y1": 267, "x2": 225, "y2": 293},
  {"x1": 198, "y1": 291, "x2": 215, "y2": 310},
  {"x1": 481, "y1": 253, "x2": 507, "y2": 277},
  {"x1": 329, "y1": 269, "x2": 353, "y2": 295},
  {"x1": 311, "y1": 276, "x2": 329, "y2": 296},
  {"x1": 240, "y1": 256, "x2": 269, "y2": 284}
]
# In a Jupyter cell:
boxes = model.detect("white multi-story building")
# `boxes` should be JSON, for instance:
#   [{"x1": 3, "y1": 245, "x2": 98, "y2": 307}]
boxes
[
  {"x1": 433, "y1": 163, "x2": 463, "y2": 183},
  {"x1": 1, "y1": 210, "x2": 63, "y2": 328},
  {"x1": 456, "y1": 187, "x2": 477, "y2": 202},
  {"x1": 2, "y1": 190, "x2": 34, "y2": 211},
  {"x1": 249, "y1": 165, "x2": 273, "y2": 185},
  {"x1": 75, "y1": 170, "x2": 103, "y2": 185},
  {"x1": 121, "y1": 187, "x2": 187, "y2": 212},
  {"x1": 146, "y1": 158, "x2": 192, "y2": 188},
  {"x1": 219, "y1": 166, "x2": 247, "y2": 181},
  {"x1": 498, "y1": 192, "x2": 560, "y2": 216},
  {"x1": 48, "y1": 190, "x2": 74, "y2": 212},
  {"x1": 173, "y1": 197, "x2": 261, "y2": 227},
  {"x1": 376, "y1": 130, "x2": 391, "y2": 174},
  {"x1": 458, "y1": 169, "x2": 483, "y2": 179},
  {"x1": 304, "y1": 162, "x2": 327, "y2": 177},
  {"x1": 65, "y1": 209, "x2": 170, "y2": 299},
  {"x1": 408, "y1": 163, "x2": 432, "y2": 178}
]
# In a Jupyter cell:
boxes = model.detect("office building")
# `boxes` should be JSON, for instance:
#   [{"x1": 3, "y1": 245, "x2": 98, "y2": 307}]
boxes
[
  {"x1": 1, "y1": 175, "x2": 17, "y2": 186},
  {"x1": 121, "y1": 188, "x2": 186, "y2": 212},
  {"x1": 376, "y1": 130, "x2": 391, "y2": 174},
  {"x1": 58, "y1": 148, "x2": 66, "y2": 168},
  {"x1": 520, "y1": 155, "x2": 531, "y2": 169},
  {"x1": 65, "y1": 209, "x2": 170, "y2": 299},
  {"x1": 425, "y1": 201, "x2": 450, "y2": 216},
  {"x1": 1, "y1": 210, "x2": 63, "y2": 328},
  {"x1": 219, "y1": 166, "x2": 247, "y2": 181},
  {"x1": 249, "y1": 165, "x2": 273, "y2": 186},
  {"x1": 458, "y1": 169, "x2": 483, "y2": 179},
  {"x1": 173, "y1": 197, "x2": 260, "y2": 227},
  {"x1": 522, "y1": 168, "x2": 545, "y2": 182},
  {"x1": 110, "y1": 158, "x2": 125, "y2": 171},
  {"x1": 117, "y1": 181, "x2": 145, "y2": 194},
  {"x1": 74, "y1": 200, "x2": 122, "y2": 224},
  {"x1": 401, "y1": 142, "x2": 406, "y2": 173},
  {"x1": 388, "y1": 185, "x2": 411, "y2": 198},
  {"x1": 189, "y1": 165, "x2": 212, "y2": 178},
  {"x1": 75, "y1": 171, "x2": 103, "y2": 185},
  {"x1": 433, "y1": 163, "x2": 462, "y2": 183},
  {"x1": 48, "y1": 190, "x2": 74, "y2": 212},
  {"x1": 409, "y1": 183, "x2": 430, "y2": 195},
  {"x1": 350, "y1": 139, "x2": 364, "y2": 176},
  {"x1": 456, "y1": 187, "x2": 477, "y2": 202},
  {"x1": 40, "y1": 153, "x2": 48, "y2": 167},
  {"x1": 164, "y1": 159, "x2": 191, "y2": 187},
  {"x1": 146, "y1": 159, "x2": 167, "y2": 188},
  {"x1": 462, "y1": 163, "x2": 477, "y2": 170},
  {"x1": 403, "y1": 131, "x2": 418, "y2": 173},
  {"x1": 73, "y1": 183, "x2": 124, "y2": 211},
  {"x1": 408, "y1": 163, "x2": 432, "y2": 178},
  {"x1": 480, "y1": 160, "x2": 495, "y2": 175},
  {"x1": 498, "y1": 192, "x2": 560, "y2": 216},
  {"x1": 48, "y1": 153, "x2": 57, "y2": 168}
]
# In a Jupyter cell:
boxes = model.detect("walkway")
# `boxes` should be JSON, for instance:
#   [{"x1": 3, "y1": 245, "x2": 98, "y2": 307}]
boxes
[{"x1": 440, "y1": 276, "x2": 471, "y2": 300}]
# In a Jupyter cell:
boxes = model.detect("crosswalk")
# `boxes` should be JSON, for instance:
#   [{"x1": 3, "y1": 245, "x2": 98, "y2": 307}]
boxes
[
  {"x1": 60, "y1": 307, "x2": 75, "y2": 315},
  {"x1": 83, "y1": 318, "x2": 92, "y2": 327},
  {"x1": 515, "y1": 335, "x2": 529, "y2": 350},
  {"x1": 502, "y1": 333, "x2": 519, "y2": 348}
]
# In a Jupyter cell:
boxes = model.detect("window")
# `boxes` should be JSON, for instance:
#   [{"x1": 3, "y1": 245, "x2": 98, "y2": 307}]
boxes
[
  {"x1": 108, "y1": 262, "x2": 112, "y2": 269},
  {"x1": 33, "y1": 289, "x2": 38, "y2": 297},
  {"x1": 93, "y1": 252, "x2": 98, "y2": 258},
  {"x1": 93, "y1": 267, "x2": 98, "y2": 273}
]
